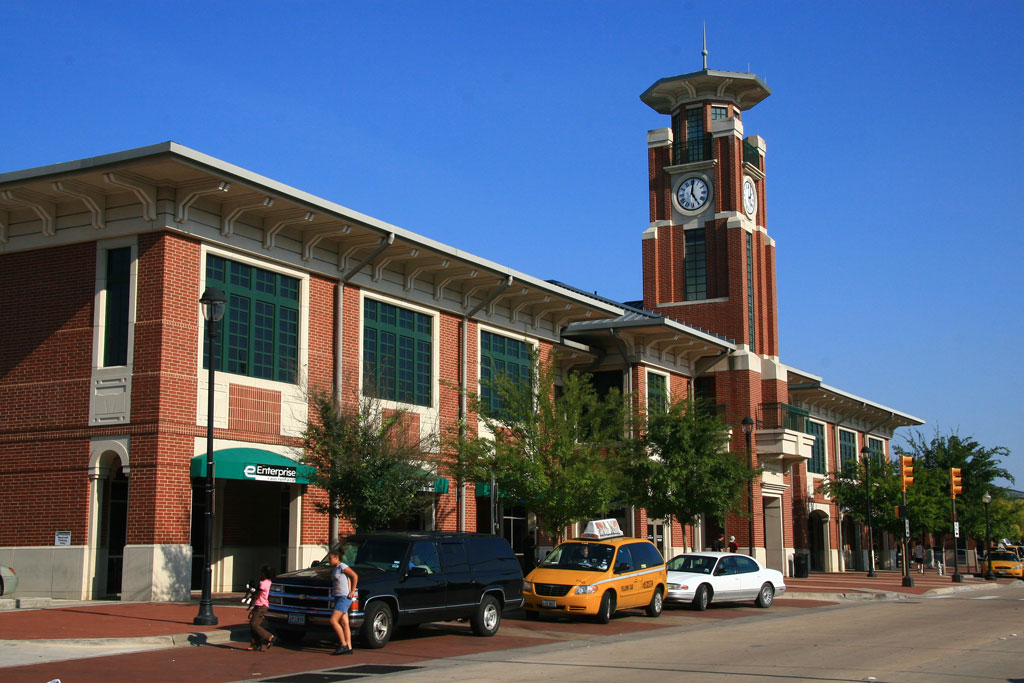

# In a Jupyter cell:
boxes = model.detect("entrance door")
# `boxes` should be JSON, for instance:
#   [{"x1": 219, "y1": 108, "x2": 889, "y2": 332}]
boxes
[
  {"x1": 762, "y1": 497, "x2": 784, "y2": 572},
  {"x1": 646, "y1": 521, "x2": 667, "y2": 559},
  {"x1": 103, "y1": 468, "x2": 129, "y2": 596},
  {"x1": 808, "y1": 511, "x2": 828, "y2": 572}
]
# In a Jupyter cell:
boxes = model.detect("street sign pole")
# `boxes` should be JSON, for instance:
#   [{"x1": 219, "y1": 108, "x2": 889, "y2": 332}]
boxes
[{"x1": 951, "y1": 497, "x2": 963, "y2": 583}]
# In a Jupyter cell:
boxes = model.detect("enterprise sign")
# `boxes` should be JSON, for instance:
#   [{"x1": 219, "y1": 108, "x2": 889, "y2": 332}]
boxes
[{"x1": 244, "y1": 463, "x2": 299, "y2": 483}]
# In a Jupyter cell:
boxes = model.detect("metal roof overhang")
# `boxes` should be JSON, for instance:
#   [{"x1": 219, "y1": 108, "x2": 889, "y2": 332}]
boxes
[
  {"x1": 786, "y1": 376, "x2": 925, "y2": 434},
  {"x1": 562, "y1": 313, "x2": 734, "y2": 369},
  {"x1": 0, "y1": 142, "x2": 622, "y2": 329}
]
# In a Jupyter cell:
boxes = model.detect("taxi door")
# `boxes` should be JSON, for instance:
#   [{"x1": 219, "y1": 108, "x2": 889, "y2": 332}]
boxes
[{"x1": 611, "y1": 545, "x2": 640, "y2": 607}]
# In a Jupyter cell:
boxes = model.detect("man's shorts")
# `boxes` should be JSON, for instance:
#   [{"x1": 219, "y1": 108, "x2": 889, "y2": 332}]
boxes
[{"x1": 332, "y1": 596, "x2": 353, "y2": 613}]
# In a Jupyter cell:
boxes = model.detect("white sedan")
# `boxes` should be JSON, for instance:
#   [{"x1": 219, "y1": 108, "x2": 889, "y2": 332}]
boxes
[
  {"x1": 0, "y1": 565, "x2": 17, "y2": 596},
  {"x1": 666, "y1": 552, "x2": 785, "y2": 610}
]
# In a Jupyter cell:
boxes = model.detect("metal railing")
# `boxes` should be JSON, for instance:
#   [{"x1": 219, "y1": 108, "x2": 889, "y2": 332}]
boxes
[
  {"x1": 672, "y1": 135, "x2": 713, "y2": 164},
  {"x1": 756, "y1": 402, "x2": 809, "y2": 432},
  {"x1": 743, "y1": 139, "x2": 761, "y2": 167}
]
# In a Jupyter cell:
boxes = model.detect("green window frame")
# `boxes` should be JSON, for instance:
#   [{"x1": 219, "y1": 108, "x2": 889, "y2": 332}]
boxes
[
  {"x1": 711, "y1": 106, "x2": 728, "y2": 120},
  {"x1": 363, "y1": 298, "x2": 433, "y2": 406},
  {"x1": 480, "y1": 330, "x2": 530, "y2": 415},
  {"x1": 103, "y1": 247, "x2": 131, "y2": 367},
  {"x1": 685, "y1": 228, "x2": 707, "y2": 301},
  {"x1": 204, "y1": 255, "x2": 300, "y2": 383},
  {"x1": 868, "y1": 437, "x2": 884, "y2": 465},
  {"x1": 806, "y1": 420, "x2": 825, "y2": 474},
  {"x1": 746, "y1": 232, "x2": 755, "y2": 352},
  {"x1": 839, "y1": 429, "x2": 858, "y2": 468},
  {"x1": 647, "y1": 372, "x2": 667, "y2": 414}
]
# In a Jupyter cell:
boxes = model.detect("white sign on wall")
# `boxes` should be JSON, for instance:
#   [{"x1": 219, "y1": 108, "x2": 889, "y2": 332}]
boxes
[{"x1": 54, "y1": 531, "x2": 71, "y2": 546}]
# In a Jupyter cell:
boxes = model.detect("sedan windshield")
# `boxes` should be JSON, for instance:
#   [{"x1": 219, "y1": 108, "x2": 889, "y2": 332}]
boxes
[
  {"x1": 539, "y1": 542, "x2": 614, "y2": 572},
  {"x1": 667, "y1": 555, "x2": 716, "y2": 575}
]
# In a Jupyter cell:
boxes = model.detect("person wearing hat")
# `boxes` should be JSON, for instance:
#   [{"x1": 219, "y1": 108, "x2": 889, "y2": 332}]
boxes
[{"x1": 727, "y1": 536, "x2": 738, "y2": 553}]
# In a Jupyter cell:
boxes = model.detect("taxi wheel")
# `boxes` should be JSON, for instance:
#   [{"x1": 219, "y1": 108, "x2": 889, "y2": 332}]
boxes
[
  {"x1": 756, "y1": 583, "x2": 774, "y2": 608},
  {"x1": 645, "y1": 587, "x2": 664, "y2": 617},
  {"x1": 596, "y1": 591, "x2": 616, "y2": 624},
  {"x1": 691, "y1": 584, "x2": 710, "y2": 611}
]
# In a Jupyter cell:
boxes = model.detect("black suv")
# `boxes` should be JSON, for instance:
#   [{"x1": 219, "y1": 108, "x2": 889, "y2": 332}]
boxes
[{"x1": 265, "y1": 531, "x2": 524, "y2": 648}]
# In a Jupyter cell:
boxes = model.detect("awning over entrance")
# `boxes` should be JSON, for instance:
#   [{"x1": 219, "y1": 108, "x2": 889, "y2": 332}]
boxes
[{"x1": 190, "y1": 448, "x2": 315, "y2": 484}]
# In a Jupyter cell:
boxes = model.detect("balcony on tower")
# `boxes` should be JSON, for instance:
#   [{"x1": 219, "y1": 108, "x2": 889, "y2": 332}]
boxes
[{"x1": 754, "y1": 402, "x2": 814, "y2": 471}]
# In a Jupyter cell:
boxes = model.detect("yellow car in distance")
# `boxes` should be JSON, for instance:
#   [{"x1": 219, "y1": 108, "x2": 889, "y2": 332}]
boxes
[
  {"x1": 522, "y1": 519, "x2": 667, "y2": 623},
  {"x1": 984, "y1": 550, "x2": 1024, "y2": 578}
]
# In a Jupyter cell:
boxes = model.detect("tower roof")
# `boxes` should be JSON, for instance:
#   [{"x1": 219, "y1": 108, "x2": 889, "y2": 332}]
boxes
[{"x1": 640, "y1": 69, "x2": 771, "y2": 114}]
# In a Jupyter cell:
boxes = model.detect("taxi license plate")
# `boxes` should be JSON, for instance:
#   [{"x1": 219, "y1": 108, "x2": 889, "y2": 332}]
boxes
[
  {"x1": 287, "y1": 613, "x2": 306, "y2": 626},
  {"x1": 541, "y1": 599, "x2": 557, "y2": 609}
]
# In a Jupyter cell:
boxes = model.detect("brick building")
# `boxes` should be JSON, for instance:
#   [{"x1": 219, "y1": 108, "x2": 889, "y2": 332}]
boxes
[{"x1": 0, "y1": 65, "x2": 921, "y2": 600}]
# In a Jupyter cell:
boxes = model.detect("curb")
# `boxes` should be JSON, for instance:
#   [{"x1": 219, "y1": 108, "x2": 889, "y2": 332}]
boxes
[
  {"x1": 778, "y1": 579, "x2": 1009, "y2": 603},
  {"x1": 0, "y1": 625, "x2": 250, "y2": 650}
]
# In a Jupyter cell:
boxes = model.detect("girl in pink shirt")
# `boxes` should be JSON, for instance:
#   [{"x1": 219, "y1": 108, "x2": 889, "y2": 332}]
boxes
[{"x1": 249, "y1": 565, "x2": 275, "y2": 651}]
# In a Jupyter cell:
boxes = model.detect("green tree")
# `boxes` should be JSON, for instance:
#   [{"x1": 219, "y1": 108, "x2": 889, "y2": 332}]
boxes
[
  {"x1": 466, "y1": 351, "x2": 628, "y2": 543},
  {"x1": 819, "y1": 455, "x2": 903, "y2": 537},
  {"x1": 894, "y1": 430, "x2": 1013, "y2": 543},
  {"x1": 302, "y1": 388, "x2": 438, "y2": 533},
  {"x1": 623, "y1": 399, "x2": 757, "y2": 550}
]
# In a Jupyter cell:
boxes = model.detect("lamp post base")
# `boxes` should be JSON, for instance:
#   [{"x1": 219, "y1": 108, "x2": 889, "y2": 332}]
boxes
[
  {"x1": 867, "y1": 569, "x2": 877, "y2": 578},
  {"x1": 951, "y1": 572, "x2": 964, "y2": 583},
  {"x1": 984, "y1": 572, "x2": 996, "y2": 581},
  {"x1": 902, "y1": 575, "x2": 914, "y2": 587},
  {"x1": 194, "y1": 603, "x2": 218, "y2": 626}
]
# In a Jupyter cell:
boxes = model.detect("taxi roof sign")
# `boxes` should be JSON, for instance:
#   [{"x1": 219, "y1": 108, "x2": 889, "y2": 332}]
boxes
[{"x1": 580, "y1": 519, "x2": 623, "y2": 540}]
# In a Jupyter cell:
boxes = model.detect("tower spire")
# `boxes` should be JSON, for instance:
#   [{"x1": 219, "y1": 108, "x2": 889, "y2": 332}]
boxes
[{"x1": 702, "y1": 23, "x2": 708, "y2": 70}]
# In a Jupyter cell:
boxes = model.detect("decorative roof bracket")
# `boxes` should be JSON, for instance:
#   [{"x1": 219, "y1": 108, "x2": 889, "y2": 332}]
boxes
[
  {"x1": 262, "y1": 209, "x2": 314, "y2": 249},
  {"x1": 1, "y1": 188, "x2": 56, "y2": 236},
  {"x1": 53, "y1": 180, "x2": 106, "y2": 230},
  {"x1": 104, "y1": 172, "x2": 156, "y2": 222},
  {"x1": 220, "y1": 195, "x2": 274, "y2": 237},
  {"x1": 176, "y1": 180, "x2": 230, "y2": 224},
  {"x1": 301, "y1": 224, "x2": 350, "y2": 261}
]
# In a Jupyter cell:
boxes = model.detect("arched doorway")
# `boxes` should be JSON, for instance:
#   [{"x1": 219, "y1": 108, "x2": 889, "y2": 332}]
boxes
[
  {"x1": 808, "y1": 510, "x2": 829, "y2": 572},
  {"x1": 88, "y1": 439, "x2": 130, "y2": 599}
]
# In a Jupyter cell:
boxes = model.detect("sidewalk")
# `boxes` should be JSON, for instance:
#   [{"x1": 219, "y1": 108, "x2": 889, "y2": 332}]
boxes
[{"x1": 0, "y1": 573, "x2": 1014, "y2": 665}]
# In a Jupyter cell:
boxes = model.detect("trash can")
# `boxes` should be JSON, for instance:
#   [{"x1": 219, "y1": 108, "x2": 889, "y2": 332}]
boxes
[{"x1": 794, "y1": 553, "x2": 809, "y2": 578}]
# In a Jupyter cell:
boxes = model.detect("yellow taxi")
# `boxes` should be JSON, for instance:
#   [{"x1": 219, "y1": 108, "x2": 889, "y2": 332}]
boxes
[
  {"x1": 984, "y1": 549, "x2": 1024, "y2": 578},
  {"x1": 522, "y1": 519, "x2": 667, "y2": 623}
]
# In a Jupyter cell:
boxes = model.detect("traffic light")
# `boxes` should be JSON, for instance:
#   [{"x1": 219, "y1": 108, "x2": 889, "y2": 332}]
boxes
[
  {"x1": 900, "y1": 456, "x2": 914, "y2": 490},
  {"x1": 950, "y1": 467, "x2": 963, "y2": 498}
]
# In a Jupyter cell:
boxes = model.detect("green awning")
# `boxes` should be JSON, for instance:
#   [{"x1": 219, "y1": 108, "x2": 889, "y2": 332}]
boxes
[{"x1": 190, "y1": 448, "x2": 315, "y2": 484}]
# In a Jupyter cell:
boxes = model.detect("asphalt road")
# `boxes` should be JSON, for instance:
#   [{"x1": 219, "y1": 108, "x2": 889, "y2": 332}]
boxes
[{"x1": 358, "y1": 581, "x2": 1024, "y2": 682}]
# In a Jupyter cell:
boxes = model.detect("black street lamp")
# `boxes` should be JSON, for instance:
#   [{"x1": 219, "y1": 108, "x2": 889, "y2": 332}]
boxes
[
  {"x1": 742, "y1": 416, "x2": 755, "y2": 558},
  {"x1": 862, "y1": 446, "x2": 877, "y2": 578},
  {"x1": 982, "y1": 491, "x2": 995, "y2": 581},
  {"x1": 194, "y1": 287, "x2": 226, "y2": 626}
]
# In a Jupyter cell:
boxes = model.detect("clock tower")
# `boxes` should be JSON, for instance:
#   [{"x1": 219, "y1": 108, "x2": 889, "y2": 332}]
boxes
[{"x1": 640, "y1": 65, "x2": 789, "y2": 559}]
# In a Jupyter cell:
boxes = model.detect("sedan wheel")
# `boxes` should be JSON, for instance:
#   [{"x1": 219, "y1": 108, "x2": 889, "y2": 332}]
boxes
[
  {"x1": 691, "y1": 584, "x2": 710, "y2": 611},
  {"x1": 756, "y1": 583, "x2": 775, "y2": 608}
]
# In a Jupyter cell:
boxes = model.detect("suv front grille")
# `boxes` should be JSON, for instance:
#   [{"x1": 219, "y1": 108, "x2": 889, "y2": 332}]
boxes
[
  {"x1": 270, "y1": 582, "x2": 334, "y2": 612},
  {"x1": 534, "y1": 583, "x2": 571, "y2": 597}
]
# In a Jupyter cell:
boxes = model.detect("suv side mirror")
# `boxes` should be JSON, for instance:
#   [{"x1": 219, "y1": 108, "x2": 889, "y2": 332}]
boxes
[
  {"x1": 310, "y1": 560, "x2": 320, "y2": 568},
  {"x1": 406, "y1": 566, "x2": 429, "y2": 578}
]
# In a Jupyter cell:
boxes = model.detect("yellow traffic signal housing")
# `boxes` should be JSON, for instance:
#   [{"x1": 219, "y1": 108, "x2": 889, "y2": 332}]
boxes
[
  {"x1": 950, "y1": 467, "x2": 963, "y2": 498},
  {"x1": 901, "y1": 456, "x2": 914, "y2": 490}
]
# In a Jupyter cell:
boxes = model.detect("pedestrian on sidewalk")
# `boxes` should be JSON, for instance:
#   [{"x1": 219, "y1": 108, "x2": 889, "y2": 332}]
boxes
[
  {"x1": 248, "y1": 564, "x2": 276, "y2": 651},
  {"x1": 728, "y1": 536, "x2": 738, "y2": 553},
  {"x1": 914, "y1": 541, "x2": 925, "y2": 574},
  {"x1": 328, "y1": 550, "x2": 359, "y2": 656},
  {"x1": 711, "y1": 533, "x2": 725, "y2": 551}
]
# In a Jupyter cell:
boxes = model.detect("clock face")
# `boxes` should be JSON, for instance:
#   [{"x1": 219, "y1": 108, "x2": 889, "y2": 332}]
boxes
[
  {"x1": 743, "y1": 178, "x2": 757, "y2": 216},
  {"x1": 677, "y1": 176, "x2": 710, "y2": 211}
]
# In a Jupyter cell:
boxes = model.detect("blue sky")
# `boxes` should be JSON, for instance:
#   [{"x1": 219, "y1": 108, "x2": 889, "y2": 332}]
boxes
[{"x1": 2, "y1": 1, "x2": 1021, "y2": 485}]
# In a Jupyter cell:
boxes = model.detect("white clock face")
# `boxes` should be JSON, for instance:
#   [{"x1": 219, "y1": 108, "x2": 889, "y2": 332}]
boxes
[
  {"x1": 743, "y1": 178, "x2": 757, "y2": 216},
  {"x1": 677, "y1": 176, "x2": 709, "y2": 211}
]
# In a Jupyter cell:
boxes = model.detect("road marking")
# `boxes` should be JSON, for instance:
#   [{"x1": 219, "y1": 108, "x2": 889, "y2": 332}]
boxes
[{"x1": 971, "y1": 595, "x2": 998, "y2": 600}]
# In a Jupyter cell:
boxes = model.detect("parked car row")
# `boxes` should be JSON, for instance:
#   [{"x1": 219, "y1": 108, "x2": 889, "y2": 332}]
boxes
[{"x1": 265, "y1": 519, "x2": 786, "y2": 651}]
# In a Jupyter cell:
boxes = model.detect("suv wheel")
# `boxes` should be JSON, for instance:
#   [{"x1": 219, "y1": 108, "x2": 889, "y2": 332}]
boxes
[
  {"x1": 361, "y1": 601, "x2": 394, "y2": 649},
  {"x1": 471, "y1": 595, "x2": 501, "y2": 637},
  {"x1": 645, "y1": 587, "x2": 664, "y2": 617},
  {"x1": 596, "y1": 591, "x2": 616, "y2": 624}
]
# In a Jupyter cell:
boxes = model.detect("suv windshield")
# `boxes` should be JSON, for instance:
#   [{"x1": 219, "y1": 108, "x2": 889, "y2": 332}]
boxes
[
  {"x1": 323, "y1": 538, "x2": 410, "y2": 574},
  {"x1": 538, "y1": 542, "x2": 614, "y2": 572},
  {"x1": 667, "y1": 555, "x2": 716, "y2": 574}
]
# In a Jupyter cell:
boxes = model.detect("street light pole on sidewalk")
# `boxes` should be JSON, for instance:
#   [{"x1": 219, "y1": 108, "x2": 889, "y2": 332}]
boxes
[
  {"x1": 983, "y1": 492, "x2": 995, "y2": 581},
  {"x1": 194, "y1": 288, "x2": 226, "y2": 626},
  {"x1": 862, "y1": 446, "x2": 877, "y2": 578}
]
